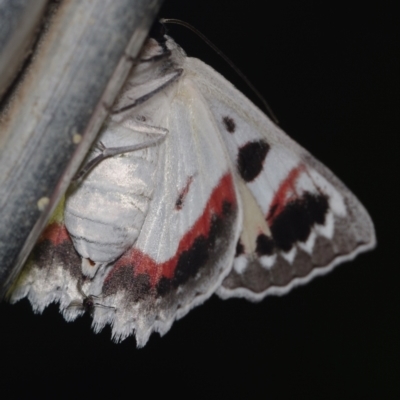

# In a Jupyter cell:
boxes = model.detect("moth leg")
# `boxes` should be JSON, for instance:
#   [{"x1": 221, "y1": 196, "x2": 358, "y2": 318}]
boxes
[
  {"x1": 74, "y1": 277, "x2": 116, "y2": 313},
  {"x1": 65, "y1": 280, "x2": 86, "y2": 311},
  {"x1": 76, "y1": 277, "x2": 87, "y2": 298},
  {"x1": 66, "y1": 300, "x2": 84, "y2": 311},
  {"x1": 126, "y1": 49, "x2": 172, "y2": 65},
  {"x1": 112, "y1": 68, "x2": 183, "y2": 114},
  {"x1": 76, "y1": 276, "x2": 100, "y2": 300},
  {"x1": 74, "y1": 122, "x2": 168, "y2": 180},
  {"x1": 139, "y1": 50, "x2": 172, "y2": 63},
  {"x1": 93, "y1": 303, "x2": 116, "y2": 311}
]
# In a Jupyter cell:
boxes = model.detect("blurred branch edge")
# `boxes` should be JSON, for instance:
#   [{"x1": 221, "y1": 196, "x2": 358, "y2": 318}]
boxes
[{"x1": 0, "y1": 0, "x2": 164, "y2": 299}]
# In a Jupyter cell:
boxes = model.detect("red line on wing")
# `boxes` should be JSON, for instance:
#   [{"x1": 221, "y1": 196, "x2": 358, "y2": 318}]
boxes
[
  {"x1": 110, "y1": 173, "x2": 236, "y2": 287},
  {"x1": 39, "y1": 222, "x2": 71, "y2": 245},
  {"x1": 266, "y1": 164, "x2": 306, "y2": 224}
]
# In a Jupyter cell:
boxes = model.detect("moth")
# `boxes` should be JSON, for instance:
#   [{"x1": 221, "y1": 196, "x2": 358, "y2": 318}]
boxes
[{"x1": 10, "y1": 29, "x2": 376, "y2": 347}]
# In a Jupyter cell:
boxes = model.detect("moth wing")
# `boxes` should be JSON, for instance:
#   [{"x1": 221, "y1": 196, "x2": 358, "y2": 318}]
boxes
[
  {"x1": 186, "y1": 57, "x2": 376, "y2": 300},
  {"x1": 9, "y1": 197, "x2": 85, "y2": 318},
  {"x1": 92, "y1": 76, "x2": 241, "y2": 346}
]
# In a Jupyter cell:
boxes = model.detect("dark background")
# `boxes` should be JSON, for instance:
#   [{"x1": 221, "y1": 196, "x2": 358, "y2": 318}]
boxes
[{"x1": 1, "y1": 1, "x2": 397, "y2": 398}]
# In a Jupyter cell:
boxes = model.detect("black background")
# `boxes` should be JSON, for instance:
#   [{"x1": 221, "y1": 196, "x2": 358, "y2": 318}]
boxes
[{"x1": 1, "y1": 1, "x2": 398, "y2": 398}]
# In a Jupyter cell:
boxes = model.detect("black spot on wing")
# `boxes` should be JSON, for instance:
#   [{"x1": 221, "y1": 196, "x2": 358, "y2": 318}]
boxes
[
  {"x1": 237, "y1": 140, "x2": 270, "y2": 182},
  {"x1": 270, "y1": 192, "x2": 329, "y2": 252},
  {"x1": 175, "y1": 197, "x2": 183, "y2": 210},
  {"x1": 256, "y1": 234, "x2": 275, "y2": 256},
  {"x1": 223, "y1": 116, "x2": 236, "y2": 133},
  {"x1": 175, "y1": 176, "x2": 194, "y2": 210},
  {"x1": 173, "y1": 235, "x2": 209, "y2": 285}
]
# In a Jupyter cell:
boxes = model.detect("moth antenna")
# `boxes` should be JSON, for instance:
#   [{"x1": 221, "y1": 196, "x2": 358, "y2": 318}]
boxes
[{"x1": 160, "y1": 18, "x2": 279, "y2": 124}]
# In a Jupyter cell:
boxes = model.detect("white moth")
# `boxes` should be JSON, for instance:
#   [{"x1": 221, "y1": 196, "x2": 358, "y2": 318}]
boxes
[{"x1": 10, "y1": 31, "x2": 375, "y2": 347}]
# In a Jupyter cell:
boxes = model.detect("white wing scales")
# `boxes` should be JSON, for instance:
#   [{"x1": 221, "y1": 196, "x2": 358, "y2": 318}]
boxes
[
  {"x1": 9, "y1": 34, "x2": 375, "y2": 346},
  {"x1": 98, "y1": 78, "x2": 241, "y2": 344},
  {"x1": 185, "y1": 57, "x2": 375, "y2": 299},
  {"x1": 11, "y1": 57, "x2": 242, "y2": 346}
]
